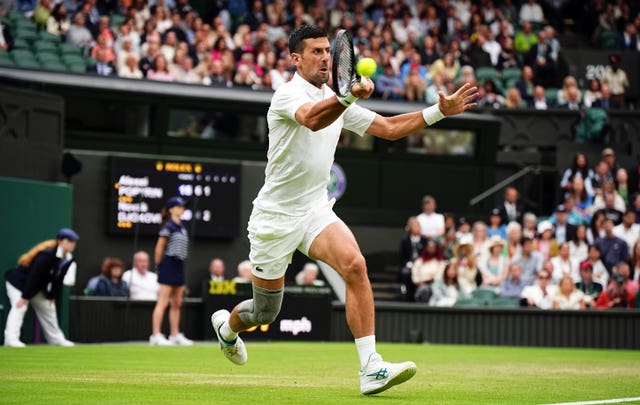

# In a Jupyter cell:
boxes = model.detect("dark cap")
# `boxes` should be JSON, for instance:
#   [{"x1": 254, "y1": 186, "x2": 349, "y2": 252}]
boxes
[
  {"x1": 555, "y1": 204, "x2": 567, "y2": 213},
  {"x1": 490, "y1": 208, "x2": 501, "y2": 216},
  {"x1": 165, "y1": 196, "x2": 187, "y2": 209},
  {"x1": 612, "y1": 273, "x2": 625, "y2": 283},
  {"x1": 56, "y1": 228, "x2": 79, "y2": 241}
]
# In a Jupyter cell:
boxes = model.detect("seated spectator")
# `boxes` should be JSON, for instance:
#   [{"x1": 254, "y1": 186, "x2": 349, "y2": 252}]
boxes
[
  {"x1": 208, "y1": 258, "x2": 225, "y2": 281},
  {"x1": 560, "y1": 152, "x2": 594, "y2": 195},
  {"x1": 116, "y1": 38, "x2": 139, "y2": 71},
  {"x1": 582, "y1": 79, "x2": 602, "y2": 108},
  {"x1": 591, "y1": 83, "x2": 621, "y2": 109},
  {"x1": 33, "y1": 0, "x2": 53, "y2": 29},
  {"x1": 616, "y1": 168, "x2": 629, "y2": 205},
  {"x1": 67, "y1": 13, "x2": 94, "y2": 50},
  {"x1": 595, "y1": 273, "x2": 634, "y2": 309},
  {"x1": 160, "y1": 31, "x2": 179, "y2": 62},
  {"x1": 295, "y1": 262, "x2": 325, "y2": 287},
  {"x1": 429, "y1": 260, "x2": 466, "y2": 307},
  {"x1": 91, "y1": 34, "x2": 116, "y2": 63},
  {"x1": 122, "y1": 251, "x2": 159, "y2": 300},
  {"x1": 530, "y1": 85, "x2": 549, "y2": 109},
  {"x1": 172, "y1": 56, "x2": 200, "y2": 84},
  {"x1": 601, "y1": 54, "x2": 628, "y2": 108},
  {"x1": 399, "y1": 216, "x2": 428, "y2": 301},
  {"x1": 233, "y1": 64, "x2": 260, "y2": 89},
  {"x1": 519, "y1": 0, "x2": 544, "y2": 24},
  {"x1": 205, "y1": 59, "x2": 232, "y2": 88},
  {"x1": 575, "y1": 261, "x2": 603, "y2": 307},
  {"x1": 118, "y1": 54, "x2": 144, "y2": 79},
  {"x1": 232, "y1": 260, "x2": 252, "y2": 284},
  {"x1": 609, "y1": 261, "x2": 638, "y2": 300},
  {"x1": 416, "y1": 195, "x2": 445, "y2": 241},
  {"x1": 613, "y1": 209, "x2": 639, "y2": 255},
  {"x1": 505, "y1": 221, "x2": 523, "y2": 259},
  {"x1": 376, "y1": 63, "x2": 406, "y2": 101},
  {"x1": 486, "y1": 208, "x2": 507, "y2": 239},
  {"x1": 557, "y1": 75, "x2": 581, "y2": 107},
  {"x1": 593, "y1": 190, "x2": 625, "y2": 224},
  {"x1": 478, "y1": 79, "x2": 505, "y2": 109},
  {"x1": 466, "y1": 35, "x2": 493, "y2": 69},
  {"x1": 525, "y1": 28, "x2": 559, "y2": 88},
  {"x1": 428, "y1": 52, "x2": 459, "y2": 83},
  {"x1": 87, "y1": 48, "x2": 116, "y2": 76},
  {"x1": 147, "y1": 54, "x2": 174, "y2": 81},
  {"x1": 536, "y1": 220, "x2": 559, "y2": 261},
  {"x1": 569, "y1": 224, "x2": 589, "y2": 264},
  {"x1": 567, "y1": 176, "x2": 594, "y2": 221},
  {"x1": 552, "y1": 275, "x2": 586, "y2": 310},
  {"x1": 504, "y1": 87, "x2": 524, "y2": 109},
  {"x1": 595, "y1": 218, "x2": 628, "y2": 273},
  {"x1": 522, "y1": 212, "x2": 537, "y2": 240},
  {"x1": 453, "y1": 235, "x2": 479, "y2": 294},
  {"x1": 515, "y1": 65, "x2": 536, "y2": 103},
  {"x1": 404, "y1": 62, "x2": 428, "y2": 102},
  {"x1": 512, "y1": 236, "x2": 543, "y2": 285},
  {"x1": 496, "y1": 36, "x2": 518, "y2": 71},
  {"x1": 500, "y1": 262, "x2": 527, "y2": 299},
  {"x1": 94, "y1": 257, "x2": 129, "y2": 297},
  {"x1": 514, "y1": 21, "x2": 538, "y2": 54},
  {"x1": 47, "y1": 3, "x2": 70, "y2": 37},
  {"x1": 269, "y1": 57, "x2": 290, "y2": 91},
  {"x1": 591, "y1": 159, "x2": 614, "y2": 195},
  {"x1": 551, "y1": 242, "x2": 580, "y2": 284},
  {"x1": 620, "y1": 23, "x2": 639, "y2": 51},
  {"x1": 550, "y1": 203, "x2": 578, "y2": 244},
  {"x1": 455, "y1": 65, "x2": 476, "y2": 88},
  {"x1": 425, "y1": 72, "x2": 447, "y2": 106},
  {"x1": 479, "y1": 236, "x2": 507, "y2": 292},
  {"x1": 559, "y1": 87, "x2": 582, "y2": 111},
  {"x1": 481, "y1": 27, "x2": 501, "y2": 68},
  {"x1": 411, "y1": 240, "x2": 446, "y2": 303},
  {"x1": 520, "y1": 265, "x2": 557, "y2": 309},
  {"x1": 630, "y1": 240, "x2": 640, "y2": 284}
]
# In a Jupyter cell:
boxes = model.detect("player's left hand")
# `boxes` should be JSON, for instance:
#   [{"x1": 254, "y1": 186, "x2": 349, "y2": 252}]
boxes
[
  {"x1": 350, "y1": 76, "x2": 374, "y2": 99},
  {"x1": 438, "y1": 82, "x2": 478, "y2": 116}
]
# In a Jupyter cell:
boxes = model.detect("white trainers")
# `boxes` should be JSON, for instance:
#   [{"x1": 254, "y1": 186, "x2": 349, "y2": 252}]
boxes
[
  {"x1": 149, "y1": 333, "x2": 173, "y2": 346},
  {"x1": 359, "y1": 353, "x2": 417, "y2": 395},
  {"x1": 58, "y1": 339, "x2": 75, "y2": 347},
  {"x1": 211, "y1": 309, "x2": 247, "y2": 365},
  {"x1": 4, "y1": 339, "x2": 26, "y2": 348},
  {"x1": 169, "y1": 333, "x2": 194, "y2": 346}
]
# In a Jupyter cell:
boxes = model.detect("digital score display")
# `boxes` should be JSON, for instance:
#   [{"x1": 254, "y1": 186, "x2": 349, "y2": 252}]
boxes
[{"x1": 108, "y1": 157, "x2": 241, "y2": 238}]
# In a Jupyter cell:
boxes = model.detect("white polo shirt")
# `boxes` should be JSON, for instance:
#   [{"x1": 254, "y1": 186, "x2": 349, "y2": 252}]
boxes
[
  {"x1": 253, "y1": 73, "x2": 376, "y2": 216},
  {"x1": 122, "y1": 268, "x2": 159, "y2": 300}
]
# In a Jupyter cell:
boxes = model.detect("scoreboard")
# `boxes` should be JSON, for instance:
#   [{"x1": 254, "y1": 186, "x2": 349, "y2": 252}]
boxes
[{"x1": 108, "y1": 156, "x2": 241, "y2": 238}]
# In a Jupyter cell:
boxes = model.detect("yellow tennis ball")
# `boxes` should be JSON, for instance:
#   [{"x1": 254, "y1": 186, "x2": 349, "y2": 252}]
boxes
[{"x1": 356, "y1": 57, "x2": 377, "y2": 77}]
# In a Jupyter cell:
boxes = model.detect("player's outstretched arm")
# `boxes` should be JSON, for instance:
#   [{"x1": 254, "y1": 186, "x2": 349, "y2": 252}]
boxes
[
  {"x1": 438, "y1": 82, "x2": 478, "y2": 116},
  {"x1": 366, "y1": 83, "x2": 478, "y2": 141}
]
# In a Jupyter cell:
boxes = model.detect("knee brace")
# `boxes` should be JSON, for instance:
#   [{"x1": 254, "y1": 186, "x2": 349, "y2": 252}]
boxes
[{"x1": 237, "y1": 284, "x2": 283, "y2": 327}]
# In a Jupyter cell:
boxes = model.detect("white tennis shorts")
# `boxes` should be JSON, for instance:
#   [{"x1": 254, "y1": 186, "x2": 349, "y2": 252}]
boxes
[{"x1": 247, "y1": 198, "x2": 339, "y2": 280}]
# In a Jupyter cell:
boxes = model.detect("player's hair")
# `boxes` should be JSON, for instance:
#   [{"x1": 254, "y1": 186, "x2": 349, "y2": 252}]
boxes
[
  {"x1": 17, "y1": 240, "x2": 57, "y2": 267},
  {"x1": 288, "y1": 24, "x2": 327, "y2": 54}
]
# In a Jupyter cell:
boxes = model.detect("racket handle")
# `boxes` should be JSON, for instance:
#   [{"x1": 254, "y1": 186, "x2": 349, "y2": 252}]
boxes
[{"x1": 358, "y1": 76, "x2": 367, "y2": 87}]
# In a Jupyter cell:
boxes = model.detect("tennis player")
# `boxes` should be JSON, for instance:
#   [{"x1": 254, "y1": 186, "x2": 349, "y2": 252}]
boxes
[{"x1": 211, "y1": 24, "x2": 477, "y2": 395}]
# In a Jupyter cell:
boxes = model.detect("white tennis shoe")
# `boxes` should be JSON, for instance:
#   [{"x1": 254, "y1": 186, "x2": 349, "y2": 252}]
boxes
[
  {"x1": 149, "y1": 333, "x2": 172, "y2": 346},
  {"x1": 211, "y1": 310, "x2": 247, "y2": 365},
  {"x1": 359, "y1": 353, "x2": 416, "y2": 395},
  {"x1": 169, "y1": 333, "x2": 193, "y2": 346}
]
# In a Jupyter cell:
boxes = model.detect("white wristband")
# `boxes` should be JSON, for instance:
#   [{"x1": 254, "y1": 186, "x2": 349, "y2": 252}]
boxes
[
  {"x1": 337, "y1": 92, "x2": 358, "y2": 107},
  {"x1": 422, "y1": 104, "x2": 445, "y2": 126}
]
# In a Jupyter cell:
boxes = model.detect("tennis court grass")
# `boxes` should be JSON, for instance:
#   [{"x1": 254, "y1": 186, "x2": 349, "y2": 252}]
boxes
[{"x1": 1, "y1": 342, "x2": 639, "y2": 404}]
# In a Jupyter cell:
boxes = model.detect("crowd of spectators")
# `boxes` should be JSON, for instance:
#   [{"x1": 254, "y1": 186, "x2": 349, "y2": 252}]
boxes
[
  {"x1": 400, "y1": 146, "x2": 640, "y2": 309},
  {"x1": 0, "y1": 0, "x2": 637, "y2": 109}
]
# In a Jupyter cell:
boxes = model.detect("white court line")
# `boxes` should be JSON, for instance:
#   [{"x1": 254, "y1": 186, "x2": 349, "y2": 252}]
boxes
[{"x1": 539, "y1": 397, "x2": 640, "y2": 405}]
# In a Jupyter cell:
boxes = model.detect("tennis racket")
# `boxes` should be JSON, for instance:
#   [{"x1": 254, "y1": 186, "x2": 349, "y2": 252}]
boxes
[{"x1": 331, "y1": 29, "x2": 365, "y2": 97}]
